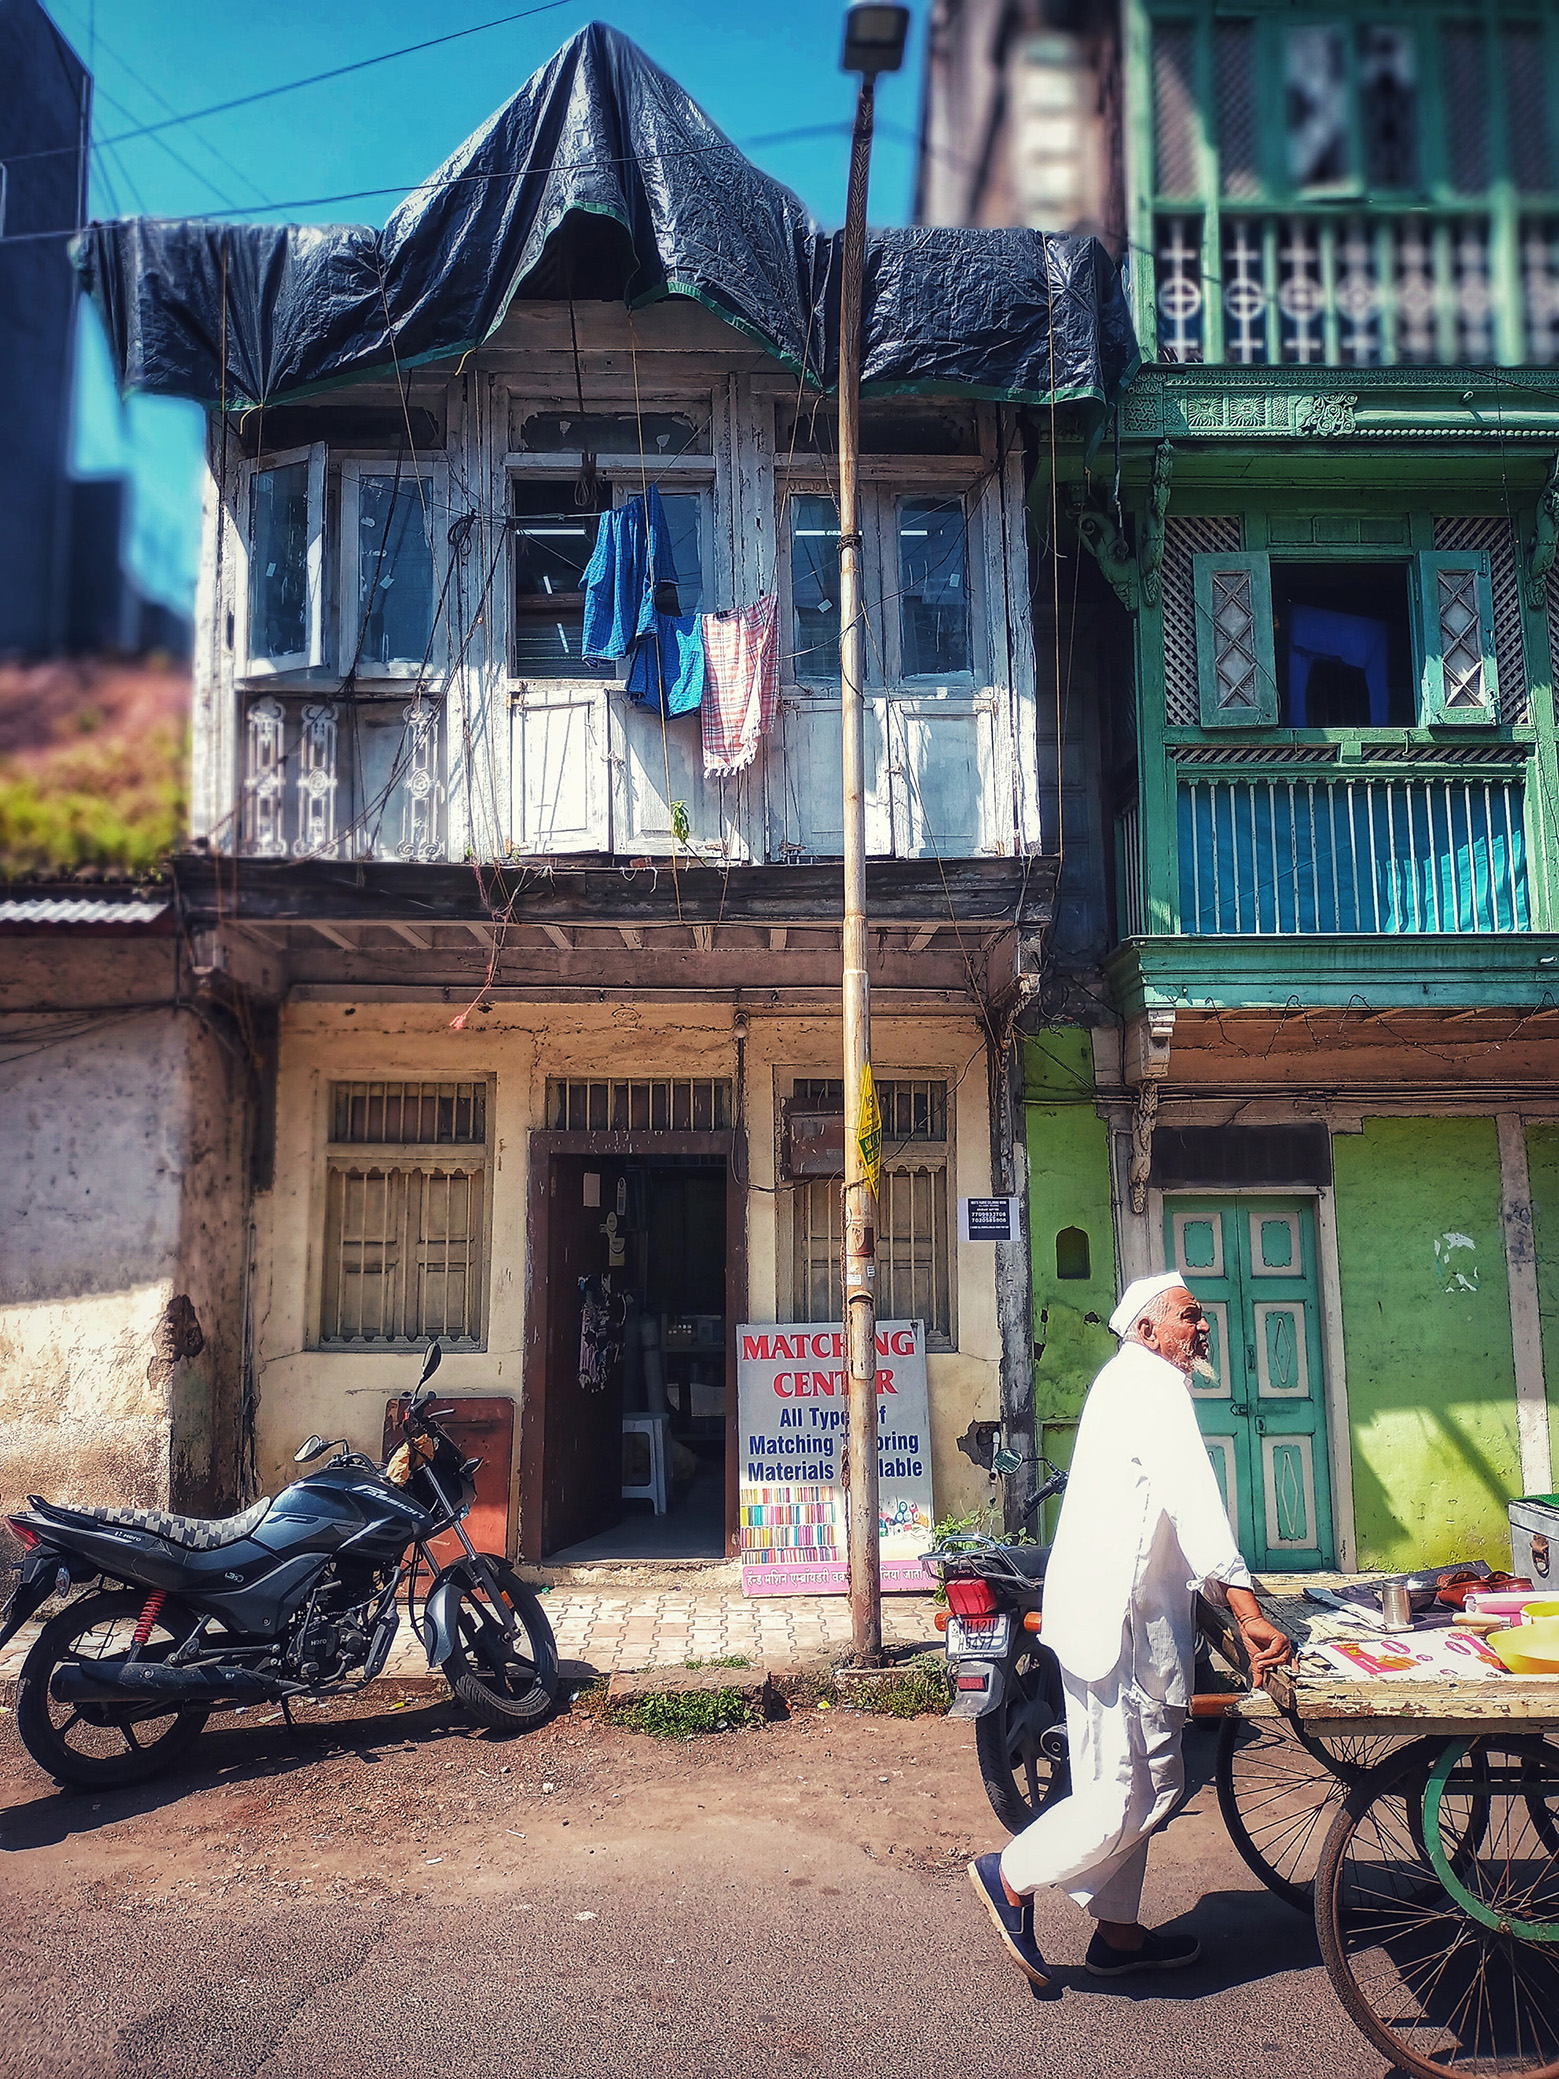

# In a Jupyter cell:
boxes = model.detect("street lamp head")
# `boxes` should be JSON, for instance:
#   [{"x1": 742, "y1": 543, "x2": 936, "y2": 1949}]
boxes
[{"x1": 841, "y1": 3, "x2": 910, "y2": 77}]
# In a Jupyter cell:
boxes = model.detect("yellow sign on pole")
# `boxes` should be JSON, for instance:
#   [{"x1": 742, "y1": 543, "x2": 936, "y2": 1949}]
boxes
[{"x1": 857, "y1": 1061, "x2": 882, "y2": 1200}]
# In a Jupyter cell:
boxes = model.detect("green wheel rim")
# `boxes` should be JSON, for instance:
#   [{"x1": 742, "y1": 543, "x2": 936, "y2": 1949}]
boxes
[{"x1": 1423, "y1": 1738, "x2": 1559, "y2": 1943}]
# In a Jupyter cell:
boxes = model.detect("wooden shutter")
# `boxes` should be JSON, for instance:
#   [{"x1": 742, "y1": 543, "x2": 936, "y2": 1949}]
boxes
[
  {"x1": 1192, "y1": 552, "x2": 1277, "y2": 726},
  {"x1": 1416, "y1": 550, "x2": 1499, "y2": 724}
]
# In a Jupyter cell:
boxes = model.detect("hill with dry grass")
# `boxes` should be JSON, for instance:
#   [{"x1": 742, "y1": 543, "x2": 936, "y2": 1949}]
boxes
[{"x1": 0, "y1": 658, "x2": 188, "y2": 878}]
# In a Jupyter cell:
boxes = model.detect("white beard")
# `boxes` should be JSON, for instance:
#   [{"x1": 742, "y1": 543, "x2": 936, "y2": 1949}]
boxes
[{"x1": 1190, "y1": 1354, "x2": 1218, "y2": 1382}]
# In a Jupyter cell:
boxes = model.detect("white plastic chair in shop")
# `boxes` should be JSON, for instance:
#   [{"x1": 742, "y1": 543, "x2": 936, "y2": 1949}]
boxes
[{"x1": 621, "y1": 1412, "x2": 670, "y2": 1516}]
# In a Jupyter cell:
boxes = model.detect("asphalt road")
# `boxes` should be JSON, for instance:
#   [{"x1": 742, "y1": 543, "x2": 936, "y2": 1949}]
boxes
[{"x1": 0, "y1": 1689, "x2": 1388, "y2": 2079}]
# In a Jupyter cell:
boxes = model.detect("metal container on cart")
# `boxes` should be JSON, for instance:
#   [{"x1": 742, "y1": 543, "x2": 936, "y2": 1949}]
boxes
[{"x1": 1510, "y1": 1492, "x2": 1559, "y2": 1587}]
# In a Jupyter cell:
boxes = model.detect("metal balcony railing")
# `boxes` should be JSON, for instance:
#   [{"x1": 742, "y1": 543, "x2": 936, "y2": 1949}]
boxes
[{"x1": 1176, "y1": 773, "x2": 1531, "y2": 935}]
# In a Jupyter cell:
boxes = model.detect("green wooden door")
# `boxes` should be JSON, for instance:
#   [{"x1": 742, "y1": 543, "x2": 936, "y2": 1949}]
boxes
[{"x1": 1163, "y1": 1197, "x2": 1335, "y2": 1573}]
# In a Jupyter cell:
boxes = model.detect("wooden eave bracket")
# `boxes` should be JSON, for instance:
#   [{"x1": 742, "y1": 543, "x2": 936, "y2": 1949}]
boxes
[
  {"x1": 1525, "y1": 452, "x2": 1559, "y2": 610},
  {"x1": 1071, "y1": 492, "x2": 1140, "y2": 612}
]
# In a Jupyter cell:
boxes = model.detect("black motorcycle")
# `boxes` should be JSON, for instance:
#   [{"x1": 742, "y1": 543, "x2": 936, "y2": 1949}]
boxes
[
  {"x1": 927, "y1": 1461, "x2": 1071, "y2": 1834},
  {"x1": 0, "y1": 1344, "x2": 559, "y2": 1787}
]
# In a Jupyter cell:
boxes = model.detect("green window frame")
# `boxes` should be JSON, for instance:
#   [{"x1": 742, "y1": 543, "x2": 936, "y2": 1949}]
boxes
[
  {"x1": 1192, "y1": 550, "x2": 1278, "y2": 726},
  {"x1": 1414, "y1": 549, "x2": 1499, "y2": 726}
]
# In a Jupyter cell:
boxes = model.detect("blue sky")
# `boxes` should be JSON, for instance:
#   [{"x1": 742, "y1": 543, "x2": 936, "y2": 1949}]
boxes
[{"x1": 54, "y1": 0, "x2": 926, "y2": 618}]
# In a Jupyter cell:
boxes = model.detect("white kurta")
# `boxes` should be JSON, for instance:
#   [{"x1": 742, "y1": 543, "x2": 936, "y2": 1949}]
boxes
[{"x1": 999, "y1": 1340, "x2": 1253, "y2": 1915}]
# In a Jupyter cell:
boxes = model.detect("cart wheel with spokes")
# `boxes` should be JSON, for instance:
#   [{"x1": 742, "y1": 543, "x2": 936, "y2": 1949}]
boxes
[
  {"x1": 1315, "y1": 1735, "x2": 1559, "y2": 2079},
  {"x1": 1215, "y1": 1710, "x2": 1405, "y2": 1913},
  {"x1": 974, "y1": 1642, "x2": 1071, "y2": 1835},
  {"x1": 15, "y1": 1589, "x2": 210, "y2": 1789}
]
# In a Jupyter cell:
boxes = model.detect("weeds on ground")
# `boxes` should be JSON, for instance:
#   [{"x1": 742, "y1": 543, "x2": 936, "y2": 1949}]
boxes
[
  {"x1": 848, "y1": 1653, "x2": 951, "y2": 1719},
  {"x1": 605, "y1": 1687, "x2": 758, "y2": 1739},
  {"x1": 682, "y1": 1655, "x2": 750, "y2": 1670}
]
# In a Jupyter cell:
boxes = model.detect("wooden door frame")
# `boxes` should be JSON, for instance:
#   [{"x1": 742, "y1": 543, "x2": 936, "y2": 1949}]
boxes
[{"x1": 520, "y1": 1129, "x2": 744, "y2": 1561}]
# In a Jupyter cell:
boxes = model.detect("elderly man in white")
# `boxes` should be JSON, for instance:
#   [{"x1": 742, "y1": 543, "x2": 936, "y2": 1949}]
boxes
[{"x1": 969, "y1": 1272, "x2": 1292, "y2": 1989}]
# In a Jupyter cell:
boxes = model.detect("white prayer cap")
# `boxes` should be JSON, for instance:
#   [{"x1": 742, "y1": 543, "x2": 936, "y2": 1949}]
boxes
[{"x1": 1108, "y1": 1271, "x2": 1192, "y2": 1339}]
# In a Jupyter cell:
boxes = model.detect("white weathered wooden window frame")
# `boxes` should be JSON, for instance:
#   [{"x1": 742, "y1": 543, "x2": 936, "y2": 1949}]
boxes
[
  {"x1": 237, "y1": 442, "x2": 325, "y2": 681},
  {"x1": 339, "y1": 455, "x2": 452, "y2": 679}
]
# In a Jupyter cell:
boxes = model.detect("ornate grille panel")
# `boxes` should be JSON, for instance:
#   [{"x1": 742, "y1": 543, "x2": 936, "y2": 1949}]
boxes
[
  {"x1": 1436, "y1": 567, "x2": 1487, "y2": 709},
  {"x1": 1163, "y1": 517, "x2": 1241, "y2": 726},
  {"x1": 240, "y1": 695, "x2": 444, "y2": 860},
  {"x1": 1155, "y1": 215, "x2": 1204, "y2": 362},
  {"x1": 1433, "y1": 517, "x2": 1526, "y2": 722},
  {"x1": 1209, "y1": 568, "x2": 1261, "y2": 712}
]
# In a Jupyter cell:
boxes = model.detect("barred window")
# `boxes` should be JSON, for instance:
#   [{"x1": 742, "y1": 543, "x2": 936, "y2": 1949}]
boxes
[
  {"x1": 789, "y1": 1077, "x2": 952, "y2": 1344},
  {"x1": 544, "y1": 1078, "x2": 732, "y2": 1131},
  {"x1": 318, "y1": 1080, "x2": 488, "y2": 1346}
]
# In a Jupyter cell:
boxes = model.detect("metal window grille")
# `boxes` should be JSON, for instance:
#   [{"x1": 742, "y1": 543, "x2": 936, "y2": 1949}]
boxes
[
  {"x1": 791, "y1": 1077, "x2": 947, "y2": 1142},
  {"x1": 1118, "y1": 799, "x2": 1144, "y2": 938},
  {"x1": 331, "y1": 1080, "x2": 487, "y2": 1145},
  {"x1": 1523, "y1": 220, "x2": 1559, "y2": 364},
  {"x1": 320, "y1": 1080, "x2": 488, "y2": 1345},
  {"x1": 544, "y1": 1078, "x2": 733, "y2": 1132},
  {"x1": 1152, "y1": 22, "x2": 1198, "y2": 198},
  {"x1": 241, "y1": 695, "x2": 443, "y2": 861},
  {"x1": 793, "y1": 1168, "x2": 951, "y2": 1341},
  {"x1": 1433, "y1": 518, "x2": 1527, "y2": 722},
  {"x1": 1503, "y1": 24, "x2": 1554, "y2": 194},
  {"x1": 1164, "y1": 517, "x2": 1242, "y2": 727},
  {"x1": 320, "y1": 1164, "x2": 484, "y2": 1344},
  {"x1": 1441, "y1": 20, "x2": 1491, "y2": 194}
]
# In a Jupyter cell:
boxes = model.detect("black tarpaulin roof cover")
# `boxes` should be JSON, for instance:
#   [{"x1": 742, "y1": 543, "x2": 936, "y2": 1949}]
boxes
[{"x1": 75, "y1": 22, "x2": 1139, "y2": 416}]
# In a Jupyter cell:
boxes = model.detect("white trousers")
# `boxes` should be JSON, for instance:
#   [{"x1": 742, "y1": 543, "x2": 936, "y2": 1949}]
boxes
[{"x1": 998, "y1": 1667, "x2": 1186, "y2": 1923}]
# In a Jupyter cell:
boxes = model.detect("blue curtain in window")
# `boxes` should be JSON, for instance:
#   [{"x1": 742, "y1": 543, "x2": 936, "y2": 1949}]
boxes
[{"x1": 1177, "y1": 779, "x2": 1529, "y2": 934}]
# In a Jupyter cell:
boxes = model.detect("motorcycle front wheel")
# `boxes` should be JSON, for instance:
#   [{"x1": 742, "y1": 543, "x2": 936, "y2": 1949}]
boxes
[
  {"x1": 440, "y1": 1557, "x2": 560, "y2": 1730},
  {"x1": 974, "y1": 1642, "x2": 1070, "y2": 1835},
  {"x1": 15, "y1": 1589, "x2": 210, "y2": 1789}
]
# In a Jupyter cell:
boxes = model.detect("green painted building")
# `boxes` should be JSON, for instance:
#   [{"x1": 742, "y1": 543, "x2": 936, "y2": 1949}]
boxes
[{"x1": 921, "y1": 0, "x2": 1559, "y2": 1570}]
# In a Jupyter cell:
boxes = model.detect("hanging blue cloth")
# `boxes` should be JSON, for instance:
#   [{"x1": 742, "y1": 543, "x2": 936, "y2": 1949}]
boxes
[
  {"x1": 581, "y1": 485, "x2": 676, "y2": 661},
  {"x1": 625, "y1": 611, "x2": 705, "y2": 715},
  {"x1": 1288, "y1": 604, "x2": 1390, "y2": 726}
]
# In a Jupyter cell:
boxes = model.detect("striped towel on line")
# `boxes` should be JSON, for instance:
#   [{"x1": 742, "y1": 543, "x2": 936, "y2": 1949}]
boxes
[{"x1": 701, "y1": 592, "x2": 778, "y2": 777}]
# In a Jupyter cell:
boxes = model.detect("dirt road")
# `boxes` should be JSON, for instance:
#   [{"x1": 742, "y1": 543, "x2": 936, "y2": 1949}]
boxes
[{"x1": 0, "y1": 1691, "x2": 1383, "y2": 2079}]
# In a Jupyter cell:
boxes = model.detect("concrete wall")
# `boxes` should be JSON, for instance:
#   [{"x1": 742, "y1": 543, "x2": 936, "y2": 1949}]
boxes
[
  {"x1": 0, "y1": 937, "x2": 248, "y2": 1523},
  {"x1": 1332, "y1": 1117, "x2": 1524, "y2": 1569},
  {"x1": 246, "y1": 1000, "x2": 1004, "y2": 1544},
  {"x1": 1024, "y1": 1030, "x2": 1118, "y2": 1429}
]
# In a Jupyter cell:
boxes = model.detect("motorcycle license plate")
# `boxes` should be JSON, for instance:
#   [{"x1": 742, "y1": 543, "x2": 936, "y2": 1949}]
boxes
[{"x1": 946, "y1": 1613, "x2": 1011, "y2": 1656}]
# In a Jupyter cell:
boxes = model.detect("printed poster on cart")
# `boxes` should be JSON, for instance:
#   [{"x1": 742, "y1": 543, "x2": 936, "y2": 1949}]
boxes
[{"x1": 737, "y1": 1320, "x2": 933, "y2": 1597}]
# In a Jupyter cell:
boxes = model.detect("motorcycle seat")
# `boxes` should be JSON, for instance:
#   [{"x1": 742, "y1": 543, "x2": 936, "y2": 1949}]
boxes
[
  {"x1": 1000, "y1": 1544, "x2": 1051, "y2": 1579},
  {"x1": 34, "y1": 1496, "x2": 272, "y2": 1551}
]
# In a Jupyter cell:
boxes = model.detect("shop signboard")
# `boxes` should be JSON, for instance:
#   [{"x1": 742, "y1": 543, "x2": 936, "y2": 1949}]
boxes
[{"x1": 737, "y1": 1319, "x2": 933, "y2": 1597}]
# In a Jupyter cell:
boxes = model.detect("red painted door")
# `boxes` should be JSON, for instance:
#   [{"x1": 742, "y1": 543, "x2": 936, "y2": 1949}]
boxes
[{"x1": 381, "y1": 1396, "x2": 514, "y2": 1569}]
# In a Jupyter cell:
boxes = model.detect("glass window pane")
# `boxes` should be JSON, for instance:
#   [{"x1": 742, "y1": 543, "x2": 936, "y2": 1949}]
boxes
[
  {"x1": 1284, "y1": 25, "x2": 1352, "y2": 188},
  {"x1": 657, "y1": 492, "x2": 703, "y2": 616},
  {"x1": 789, "y1": 494, "x2": 841, "y2": 680},
  {"x1": 357, "y1": 473, "x2": 435, "y2": 669},
  {"x1": 249, "y1": 460, "x2": 311, "y2": 661},
  {"x1": 899, "y1": 497, "x2": 971, "y2": 676},
  {"x1": 513, "y1": 480, "x2": 610, "y2": 678}
]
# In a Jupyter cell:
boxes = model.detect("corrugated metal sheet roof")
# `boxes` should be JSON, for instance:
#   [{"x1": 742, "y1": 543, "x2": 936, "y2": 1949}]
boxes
[{"x1": 0, "y1": 897, "x2": 170, "y2": 925}]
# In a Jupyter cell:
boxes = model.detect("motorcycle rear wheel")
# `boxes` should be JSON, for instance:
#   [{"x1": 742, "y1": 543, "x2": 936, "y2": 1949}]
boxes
[
  {"x1": 441, "y1": 1557, "x2": 560, "y2": 1730},
  {"x1": 974, "y1": 1642, "x2": 1070, "y2": 1835},
  {"x1": 16, "y1": 1589, "x2": 210, "y2": 1788}
]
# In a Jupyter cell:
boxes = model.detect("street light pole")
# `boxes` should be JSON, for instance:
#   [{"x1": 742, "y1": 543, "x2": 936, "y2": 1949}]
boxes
[{"x1": 837, "y1": 4, "x2": 907, "y2": 1671}]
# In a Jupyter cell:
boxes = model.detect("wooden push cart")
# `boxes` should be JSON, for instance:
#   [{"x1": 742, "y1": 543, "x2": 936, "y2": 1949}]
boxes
[{"x1": 1200, "y1": 1577, "x2": 1559, "y2": 2079}]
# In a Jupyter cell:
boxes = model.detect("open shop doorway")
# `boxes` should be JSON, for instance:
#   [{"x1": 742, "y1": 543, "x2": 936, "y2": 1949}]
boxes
[{"x1": 536, "y1": 1154, "x2": 731, "y2": 1562}]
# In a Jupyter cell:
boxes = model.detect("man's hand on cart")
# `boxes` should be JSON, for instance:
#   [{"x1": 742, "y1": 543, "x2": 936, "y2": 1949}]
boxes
[{"x1": 1227, "y1": 1586, "x2": 1293, "y2": 1688}]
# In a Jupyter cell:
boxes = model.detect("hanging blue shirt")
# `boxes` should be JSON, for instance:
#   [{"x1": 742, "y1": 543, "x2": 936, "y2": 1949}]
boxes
[
  {"x1": 581, "y1": 485, "x2": 676, "y2": 661},
  {"x1": 625, "y1": 611, "x2": 705, "y2": 715}
]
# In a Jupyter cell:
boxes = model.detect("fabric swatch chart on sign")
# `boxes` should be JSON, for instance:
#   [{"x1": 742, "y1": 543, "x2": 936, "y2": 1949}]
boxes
[{"x1": 580, "y1": 483, "x2": 778, "y2": 776}]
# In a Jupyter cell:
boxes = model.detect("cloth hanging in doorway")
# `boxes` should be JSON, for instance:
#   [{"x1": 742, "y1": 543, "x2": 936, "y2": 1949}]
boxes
[
  {"x1": 625, "y1": 609, "x2": 705, "y2": 715},
  {"x1": 578, "y1": 1273, "x2": 624, "y2": 1394},
  {"x1": 700, "y1": 591, "x2": 779, "y2": 776},
  {"x1": 581, "y1": 485, "x2": 675, "y2": 662},
  {"x1": 1288, "y1": 603, "x2": 1390, "y2": 727}
]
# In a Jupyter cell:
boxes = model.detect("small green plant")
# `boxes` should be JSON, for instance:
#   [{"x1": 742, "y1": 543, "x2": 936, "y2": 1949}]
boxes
[
  {"x1": 606, "y1": 1686, "x2": 756, "y2": 1738},
  {"x1": 682, "y1": 1655, "x2": 750, "y2": 1671},
  {"x1": 851, "y1": 1654, "x2": 951, "y2": 1719},
  {"x1": 670, "y1": 800, "x2": 691, "y2": 843}
]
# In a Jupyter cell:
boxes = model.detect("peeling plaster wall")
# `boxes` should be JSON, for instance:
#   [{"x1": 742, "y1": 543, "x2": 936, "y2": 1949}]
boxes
[
  {"x1": 1520, "y1": 1122, "x2": 1559, "y2": 1492},
  {"x1": 0, "y1": 940, "x2": 248, "y2": 1523},
  {"x1": 248, "y1": 1000, "x2": 1002, "y2": 1543},
  {"x1": 1332, "y1": 1117, "x2": 1524, "y2": 1569}
]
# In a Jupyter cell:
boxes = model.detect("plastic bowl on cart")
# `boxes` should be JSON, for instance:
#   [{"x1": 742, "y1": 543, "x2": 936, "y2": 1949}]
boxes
[{"x1": 1486, "y1": 1616, "x2": 1559, "y2": 1672}]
